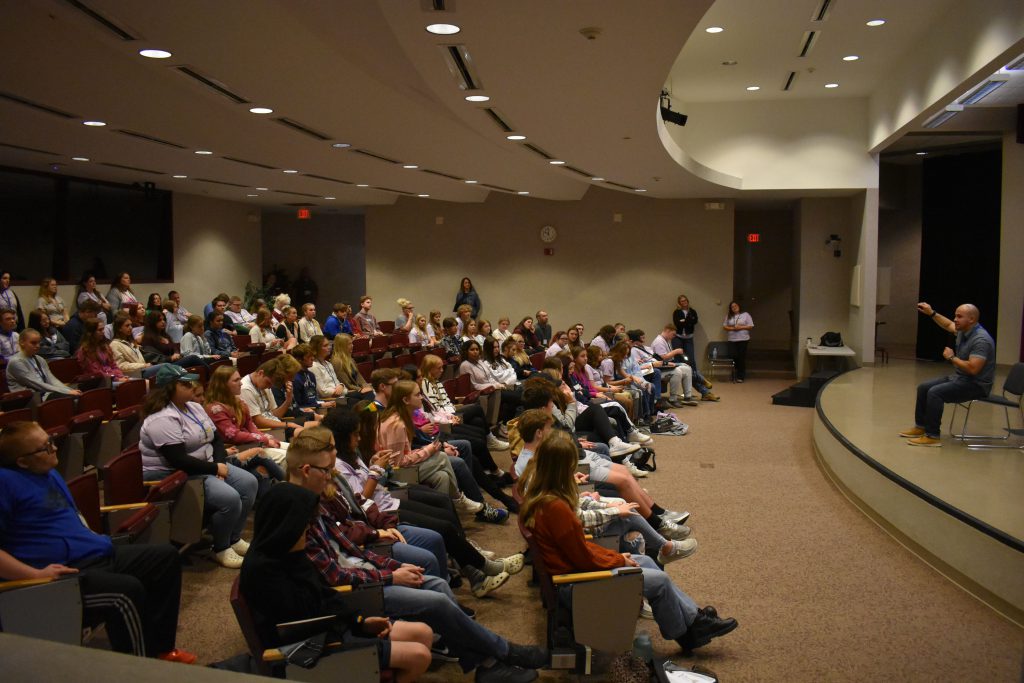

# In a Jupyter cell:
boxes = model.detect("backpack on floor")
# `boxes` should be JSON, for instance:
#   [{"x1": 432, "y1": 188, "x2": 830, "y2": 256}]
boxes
[{"x1": 629, "y1": 447, "x2": 657, "y2": 472}]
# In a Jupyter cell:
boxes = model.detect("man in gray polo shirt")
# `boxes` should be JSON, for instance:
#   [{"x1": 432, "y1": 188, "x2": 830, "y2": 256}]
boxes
[{"x1": 900, "y1": 302, "x2": 995, "y2": 447}]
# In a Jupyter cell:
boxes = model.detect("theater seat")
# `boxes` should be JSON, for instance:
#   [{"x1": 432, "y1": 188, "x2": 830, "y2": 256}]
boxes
[
  {"x1": 103, "y1": 447, "x2": 199, "y2": 547},
  {"x1": 66, "y1": 471, "x2": 166, "y2": 544},
  {"x1": 0, "y1": 577, "x2": 83, "y2": 646}
]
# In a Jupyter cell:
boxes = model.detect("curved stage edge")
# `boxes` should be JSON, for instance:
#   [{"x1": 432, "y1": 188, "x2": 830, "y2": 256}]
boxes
[{"x1": 811, "y1": 363, "x2": 1024, "y2": 627}]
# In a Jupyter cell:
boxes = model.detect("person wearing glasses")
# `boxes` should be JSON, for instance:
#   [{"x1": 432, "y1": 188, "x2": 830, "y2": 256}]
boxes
[
  {"x1": 0, "y1": 420, "x2": 196, "y2": 663},
  {"x1": 138, "y1": 365, "x2": 258, "y2": 569}
]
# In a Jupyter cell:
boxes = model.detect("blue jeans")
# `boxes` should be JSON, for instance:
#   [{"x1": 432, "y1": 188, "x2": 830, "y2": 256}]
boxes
[
  {"x1": 144, "y1": 464, "x2": 257, "y2": 552},
  {"x1": 599, "y1": 514, "x2": 667, "y2": 556},
  {"x1": 915, "y1": 375, "x2": 988, "y2": 437},
  {"x1": 382, "y1": 576, "x2": 508, "y2": 672},
  {"x1": 393, "y1": 524, "x2": 448, "y2": 580},
  {"x1": 620, "y1": 555, "x2": 698, "y2": 641}
]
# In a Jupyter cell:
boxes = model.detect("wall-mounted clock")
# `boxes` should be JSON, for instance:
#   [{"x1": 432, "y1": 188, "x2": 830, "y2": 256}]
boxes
[{"x1": 540, "y1": 225, "x2": 558, "y2": 243}]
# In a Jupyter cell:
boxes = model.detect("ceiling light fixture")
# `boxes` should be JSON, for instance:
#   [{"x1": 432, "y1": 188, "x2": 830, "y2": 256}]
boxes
[
  {"x1": 324, "y1": 196, "x2": 335, "y2": 200},
  {"x1": 83, "y1": 120, "x2": 106, "y2": 127},
  {"x1": 705, "y1": 26, "x2": 724, "y2": 33},
  {"x1": 635, "y1": 188, "x2": 647, "y2": 192},
  {"x1": 195, "y1": 150, "x2": 213, "y2": 155},
  {"x1": 506, "y1": 134, "x2": 526, "y2": 141},
  {"x1": 402, "y1": 164, "x2": 418, "y2": 169},
  {"x1": 916, "y1": 152, "x2": 928, "y2": 156},
  {"x1": 255, "y1": 187, "x2": 268, "y2": 191},
  {"x1": 357, "y1": 184, "x2": 369, "y2": 187},
  {"x1": 139, "y1": 49, "x2": 172, "y2": 59},
  {"x1": 464, "y1": 180, "x2": 478, "y2": 184},
  {"x1": 825, "y1": 83, "x2": 839, "y2": 88},
  {"x1": 417, "y1": 194, "x2": 430, "y2": 198},
  {"x1": 249, "y1": 106, "x2": 273, "y2": 114},
  {"x1": 843, "y1": 55, "x2": 860, "y2": 61},
  {"x1": 246, "y1": 194, "x2": 259, "y2": 197},
  {"x1": 866, "y1": 19, "x2": 886, "y2": 27},
  {"x1": 517, "y1": 191, "x2": 530, "y2": 195},
  {"x1": 549, "y1": 160, "x2": 566, "y2": 165},
  {"x1": 426, "y1": 23, "x2": 460, "y2": 35},
  {"x1": 71, "y1": 156, "x2": 89, "y2": 161},
  {"x1": 591, "y1": 177, "x2": 605, "y2": 181},
  {"x1": 173, "y1": 174, "x2": 187, "y2": 179},
  {"x1": 283, "y1": 169, "x2": 299, "y2": 173},
  {"x1": 746, "y1": 86, "x2": 760, "y2": 91},
  {"x1": 331, "y1": 143, "x2": 351, "y2": 149},
  {"x1": 465, "y1": 95, "x2": 490, "y2": 102}
]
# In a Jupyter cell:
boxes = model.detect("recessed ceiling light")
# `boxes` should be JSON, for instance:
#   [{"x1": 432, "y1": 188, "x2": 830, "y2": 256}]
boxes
[
  {"x1": 324, "y1": 196, "x2": 336, "y2": 200},
  {"x1": 417, "y1": 194, "x2": 430, "y2": 198},
  {"x1": 172, "y1": 174, "x2": 187, "y2": 179},
  {"x1": 255, "y1": 187, "x2": 268, "y2": 191},
  {"x1": 246, "y1": 194, "x2": 259, "y2": 197},
  {"x1": 825, "y1": 83, "x2": 839, "y2": 88},
  {"x1": 916, "y1": 151, "x2": 928, "y2": 156},
  {"x1": 465, "y1": 94, "x2": 490, "y2": 102},
  {"x1": 249, "y1": 106, "x2": 273, "y2": 114},
  {"x1": 866, "y1": 19, "x2": 886, "y2": 27},
  {"x1": 549, "y1": 160, "x2": 566, "y2": 165},
  {"x1": 283, "y1": 169, "x2": 299, "y2": 173},
  {"x1": 331, "y1": 143, "x2": 351, "y2": 149},
  {"x1": 517, "y1": 191, "x2": 530, "y2": 195},
  {"x1": 721, "y1": 60, "x2": 738, "y2": 66},
  {"x1": 357, "y1": 184, "x2": 369, "y2": 187},
  {"x1": 83, "y1": 120, "x2": 106, "y2": 127},
  {"x1": 705, "y1": 26, "x2": 724, "y2": 33},
  {"x1": 843, "y1": 55, "x2": 860, "y2": 61},
  {"x1": 635, "y1": 188, "x2": 647, "y2": 192},
  {"x1": 746, "y1": 86, "x2": 760, "y2": 91},
  {"x1": 464, "y1": 180, "x2": 478, "y2": 184},
  {"x1": 591, "y1": 177, "x2": 605, "y2": 181},
  {"x1": 402, "y1": 164, "x2": 418, "y2": 169},
  {"x1": 195, "y1": 150, "x2": 213, "y2": 155},
  {"x1": 506, "y1": 134, "x2": 527, "y2": 141},
  {"x1": 71, "y1": 156, "x2": 89, "y2": 162},
  {"x1": 139, "y1": 48, "x2": 172, "y2": 59},
  {"x1": 426, "y1": 23, "x2": 460, "y2": 35}
]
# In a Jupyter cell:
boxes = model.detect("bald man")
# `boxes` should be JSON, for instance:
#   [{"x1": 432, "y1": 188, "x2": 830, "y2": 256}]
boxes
[{"x1": 900, "y1": 302, "x2": 995, "y2": 447}]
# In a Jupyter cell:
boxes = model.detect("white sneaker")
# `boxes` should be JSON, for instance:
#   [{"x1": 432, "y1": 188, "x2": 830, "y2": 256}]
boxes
[
  {"x1": 468, "y1": 538, "x2": 495, "y2": 559},
  {"x1": 215, "y1": 547, "x2": 244, "y2": 569},
  {"x1": 640, "y1": 599, "x2": 654, "y2": 620},
  {"x1": 454, "y1": 494, "x2": 484, "y2": 514},
  {"x1": 658, "y1": 519, "x2": 692, "y2": 541},
  {"x1": 608, "y1": 437, "x2": 642, "y2": 458},
  {"x1": 627, "y1": 429, "x2": 653, "y2": 445},
  {"x1": 659, "y1": 538, "x2": 698, "y2": 564},
  {"x1": 625, "y1": 461, "x2": 649, "y2": 479},
  {"x1": 486, "y1": 433, "x2": 510, "y2": 451},
  {"x1": 230, "y1": 538, "x2": 250, "y2": 556}
]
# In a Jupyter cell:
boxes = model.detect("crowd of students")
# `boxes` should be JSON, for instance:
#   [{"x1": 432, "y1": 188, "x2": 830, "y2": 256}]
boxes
[{"x1": 0, "y1": 272, "x2": 741, "y2": 682}]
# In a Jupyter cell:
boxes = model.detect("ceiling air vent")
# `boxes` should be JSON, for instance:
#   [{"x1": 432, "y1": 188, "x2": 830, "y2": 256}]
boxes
[
  {"x1": 99, "y1": 162, "x2": 163, "y2": 175},
  {"x1": 175, "y1": 66, "x2": 249, "y2": 104},
  {"x1": 1006, "y1": 54, "x2": 1024, "y2": 70},
  {"x1": 483, "y1": 108, "x2": 513, "y2": 133},
  {"x1": 62, "y1": 0, "x2": 137, "y2": 40},
  {"x1": 0, "y1": 91, "x2": 79, "y2": 119},
  {"x1": 440, "y1": 45, "x2": 482, "y2": 91},
  {"x1": 798, "y1": 31, "x2": 818, "y2": 58},
  {"x1": 0, "y1": 141, "x2": 59, "y2": 155},
  {"x1": 303, "y1": 173, "x2": 352, "y2": 184},
  {"x1": 811, "y1": 0, "x2": 835, "y2": 22},
  {"x1": 523, "y1": 143, "x2": 553, "y2": 160},
  {"x1": 351, "y1": 149, "x2": 402, "y2": 165},
  {"x1": 116, "y1": 130, "x2": 187, "y2": 149},
  {"x1": 782, "y1": 71, "x2": 798, "y2": 91},
  {"x1": 274, "y1": 118, "x2": 331, "y2": 141},
  {"x1": 223, "y1": 156, "x2": 278, "y2": 170},
  {"x1": 421, "y1": 169, "x2": 463, "y2": 181}
]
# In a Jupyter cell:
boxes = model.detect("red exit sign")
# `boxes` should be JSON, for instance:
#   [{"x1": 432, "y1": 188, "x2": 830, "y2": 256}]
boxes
[
  {"x1": 297, "y1": 208, "x2": 311, "y2": 220},
  {"x1": 747, "y1": 233, "x2": 760, "y2": 243}
]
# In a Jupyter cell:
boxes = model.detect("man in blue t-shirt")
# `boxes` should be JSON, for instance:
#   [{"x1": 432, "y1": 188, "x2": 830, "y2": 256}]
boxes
[
  {"x1": 900, "y1": 303, "x2": 996, "y2": 447},
  {"x1": 0, "y1": 420, "x2": 194, "y2": 663}
]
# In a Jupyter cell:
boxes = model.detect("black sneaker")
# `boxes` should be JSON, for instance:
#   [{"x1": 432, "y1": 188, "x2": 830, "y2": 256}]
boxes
[
  {"x1": 676, "y1": 611, "x2": 738, "y2": 652},
  {"x1": 503, "y1": 643, "x2": 548, "y2": 669},
  {"x1": 476, "y1": 505, "x2": 509, "y2": 524},
  {"x1": 475, "y1": 662, "x2": 538, "y2": 683}
]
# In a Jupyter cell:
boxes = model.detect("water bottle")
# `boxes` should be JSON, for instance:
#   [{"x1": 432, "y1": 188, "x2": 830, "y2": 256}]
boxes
[
  {"x1": 632, "y1": 633, "x2": 653, "y2": 663},
  {"x1": 711, "y1": 346, "x2": 718, "y2": 359}
]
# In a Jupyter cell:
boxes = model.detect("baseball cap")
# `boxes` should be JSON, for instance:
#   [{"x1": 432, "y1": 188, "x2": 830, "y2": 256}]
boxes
[{"x1": 153, "y1": 364, "x2": 200, "y2": 387}]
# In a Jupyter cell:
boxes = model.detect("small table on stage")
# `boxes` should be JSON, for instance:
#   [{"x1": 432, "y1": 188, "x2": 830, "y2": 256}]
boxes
[{"x1": 807, "y1": 344, "x2": 857, "y2": 373}]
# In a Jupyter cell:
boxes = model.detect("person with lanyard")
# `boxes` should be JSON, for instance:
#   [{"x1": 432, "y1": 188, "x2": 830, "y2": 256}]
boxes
[
  {"x1": 671, "y1": 294, "x2": 700, "y2": 371},
  {"x1": 138, "y1": 364, "x2": 258, "y2": 569},
  {"x1": 75, "y1": 273, "x2": 112, "y2": 327},
  {"x1": 5, "y1": 328, "x2": 82, "y2": 400},
  {"x1": 0, "y1": 308, "x2": 19, "y2": 361},
  {"x1": 0, "y1": 270, "x2": 24, "y2": 331},
  {"x1": 106, "y1": 271, "x2": 139, "y2": 312}
]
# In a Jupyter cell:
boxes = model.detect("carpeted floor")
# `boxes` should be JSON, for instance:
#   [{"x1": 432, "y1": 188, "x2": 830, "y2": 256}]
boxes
[{"x1": 174, "y1": 378, "x2": 1024, "y2": 681}]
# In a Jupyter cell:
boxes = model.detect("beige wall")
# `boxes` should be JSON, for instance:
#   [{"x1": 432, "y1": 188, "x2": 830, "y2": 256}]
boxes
[
  {"x1": 998, "y1": 133, "x2": 1024, "y2": 365},
  {"x1": 10, "y1": 193, "x2": 261, "y2": 319},
  {"x1": 365, "y1": 187, "x2": 734, "y2": 360}
]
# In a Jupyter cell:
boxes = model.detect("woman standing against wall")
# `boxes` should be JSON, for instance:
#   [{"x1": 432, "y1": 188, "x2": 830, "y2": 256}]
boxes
[{"x1": 723, "y1": 301, "x2": 754, "y2": 383}]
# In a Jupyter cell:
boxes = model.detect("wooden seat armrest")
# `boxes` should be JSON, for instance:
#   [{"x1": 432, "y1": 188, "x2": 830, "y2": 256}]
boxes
[
  {"x1": 552, "y1": 566, "x2": 643, "y2": 585},
  {"x1": 331, "y1": 585, "x2": 354, "y2": 593},
  {"x1": 100, "y1": 502, "x2": 150, "y2": 513},
  {"x1": 263, "y1": 641, "x2": 344, "y2": 662},
  {"x1": 0, "y1": 577, "x2": 56, "y2": 593}
]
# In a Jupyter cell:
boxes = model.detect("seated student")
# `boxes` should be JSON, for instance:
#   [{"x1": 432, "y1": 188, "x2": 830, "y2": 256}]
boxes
[
  {"x1": 76, "y1": 319, "x2": 127, "y2": 382},
  {"x1": 144, "y1": 293, "x2": 162, "y2": 317},
  {"x1": 628, "y1": 329, "x2": 694, "y2": 409},
  {"x1": 37, "y1": 277, "x2": 69, "y2": 328},
  {"x1": 28, "y1": 310, "x2": 70, "y2": 360},
  {"x1": 419, "y1": 353, "x2": 509, "y2": 455},
  {"x1": 477, "y1": 319, "x2": 494, "y2": 341},
  {"x1": 650, "y1": 325, "x2": 718, "y2": 402},
  {"x1": 288, "y1": 344, "x2": 336, "y2": 412},
  {"x1": 167, "y1": 290, "x2": 191, "y2": 326},
  {"x1": 62, "y1": 299, "x2": 102, "y2": 355},
  {"x1": 584, "y1": 345, "x2": 635, "y2": 418},
  {"x1": 482, "y1": 335, "x2": 522, "y2": 399},
  {"x1": 513, "y1": 316, "x2": 541, "y2": 353},
  {"x1": 454, "y1": 305, "x2": 473, "y2": 337},
  {"x1": 545, "y1": 331, "x2": 568, "y2": 358},
  {"x1": 460, "y1": 320, "x2": 485, "y2": 346},
  {"x1": 249, "y1": 309, "x2": 283, "y2": 350},
  {"x1": 516, "y1": 409, "x2": 693, "y2": 565},
  {"x1": 604, "y1": 341, "x2": 657, "y2": 421},
  {"x1": 353, "y1": 295, "x2": 384, "y2": 337},
  {"x1": 268, "y1": 352, "x2": 326, "y2": 422},
  {"x1": 240, "y1": 356, "x2": 319, "y2": 438},
  {"x1": 275, "y1": 305, "x2": 300, "y2": 351},
  {"x1": 564, "y1": 347, "x2": 652, "y2": 448},
  {"x1": 504, "y1": 335, "x2": 535, "y2": 380},
  {"x1": 239, "y1": 483, "x2": 432, "y2": 683},
  {"x1": 124, "y1": 303, "x2": 146, "y2": 342},
  {"x1": 460, "y1": 339, "x2": 520, "y2": 429},
  {"x1": 162, "y1": 300, "x2": 184, "y2": 343},
  {"x1": 589, "y1": 325, "x2": 616, "y2": 354},
  {"x1": 322, "y1": 302, "x2": 351, "y2": 339},
  {"x1": 519, "y1": 379, "x2": 691, "y2": 540},
  {"x1": 533, "y1": 310, "x2": 552, "y2": 349},
  {"x1": 565, "y1": 326, "x2": 582, "y2": 351},
  {"x1": 204, "y1": 311, "x2": 241, "y2": 360},
  {"x1": 297, "y1": 303, "x2": 323, "y2": 343},
  {"x1": 437, "y1": 317, "x2": 463, "y2": 362},
  {"x1": 271, "y1": 293, "x2": 291, "y2": 323},
  {"x1": 0, "y1": 420, "x2": 196, "y2": 663},
  {"x1": 409, "y1": 314, "x2": 434, "y2": 347},
  {"x1": 395, "y1": 298, "x2": 415, "y2": 333},
  {"x1": 141, "y1": 311, "x2": 205, "y2": 369},
  {"x1": 76, "y1": 273, "x2": 112, "y2": 327},
  {"x1": 307, "y1": 335, "x2": 346, "y2": 401},
  {"x1": 425, "y1": 310, "x2": 443, "y2": 342},
  {"x1": 519, "y1": 431, "x2": 737, "y2": 653},
  {"x1": 225, "y1": 296, "x2": 257, "y2": 334},
  {"x1": 330, "y1": 333, "x2": 374, "y2": 400},
  {"x1": 106, "y1": 272, "x2": 139, "y2": 312},
  {"x1": 110, "y1": 312, "x2": 168, "y2": 379},
  {"x1": 492, "y1": 316, "x2": 512, "y2": 343},
  {"x1": 204, "y1": 293, "x2": 229, "y2": 320},
  {"x1": 179, "y1": 314, "x2": 220, "y2": 362},
  {"x1": 5, "y1": 328, "x2": 83, "y2": 400},
  {"x1": 139, "y1": 365, "x2": 258, "y2": 568},
  {"x1": 0, "y1": 308, "x2": 21, "y2": 361}
]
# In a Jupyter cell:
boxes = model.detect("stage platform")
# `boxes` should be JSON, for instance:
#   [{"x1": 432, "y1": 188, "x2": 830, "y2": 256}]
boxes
[{"x1": 812, "y1": 360, "x2": 1024, "y2": 625}]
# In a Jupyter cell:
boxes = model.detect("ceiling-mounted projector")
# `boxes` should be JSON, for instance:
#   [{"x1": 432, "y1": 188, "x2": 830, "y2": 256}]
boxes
[{"x1": 659, "y1": 90, "x2": 687, "y2": 126}]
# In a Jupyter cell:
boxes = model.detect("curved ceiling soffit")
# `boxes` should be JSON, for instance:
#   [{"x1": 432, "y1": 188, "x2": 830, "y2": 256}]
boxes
[{"x1": 655, "y1": 103, "x2": 743, "y2": 190}]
